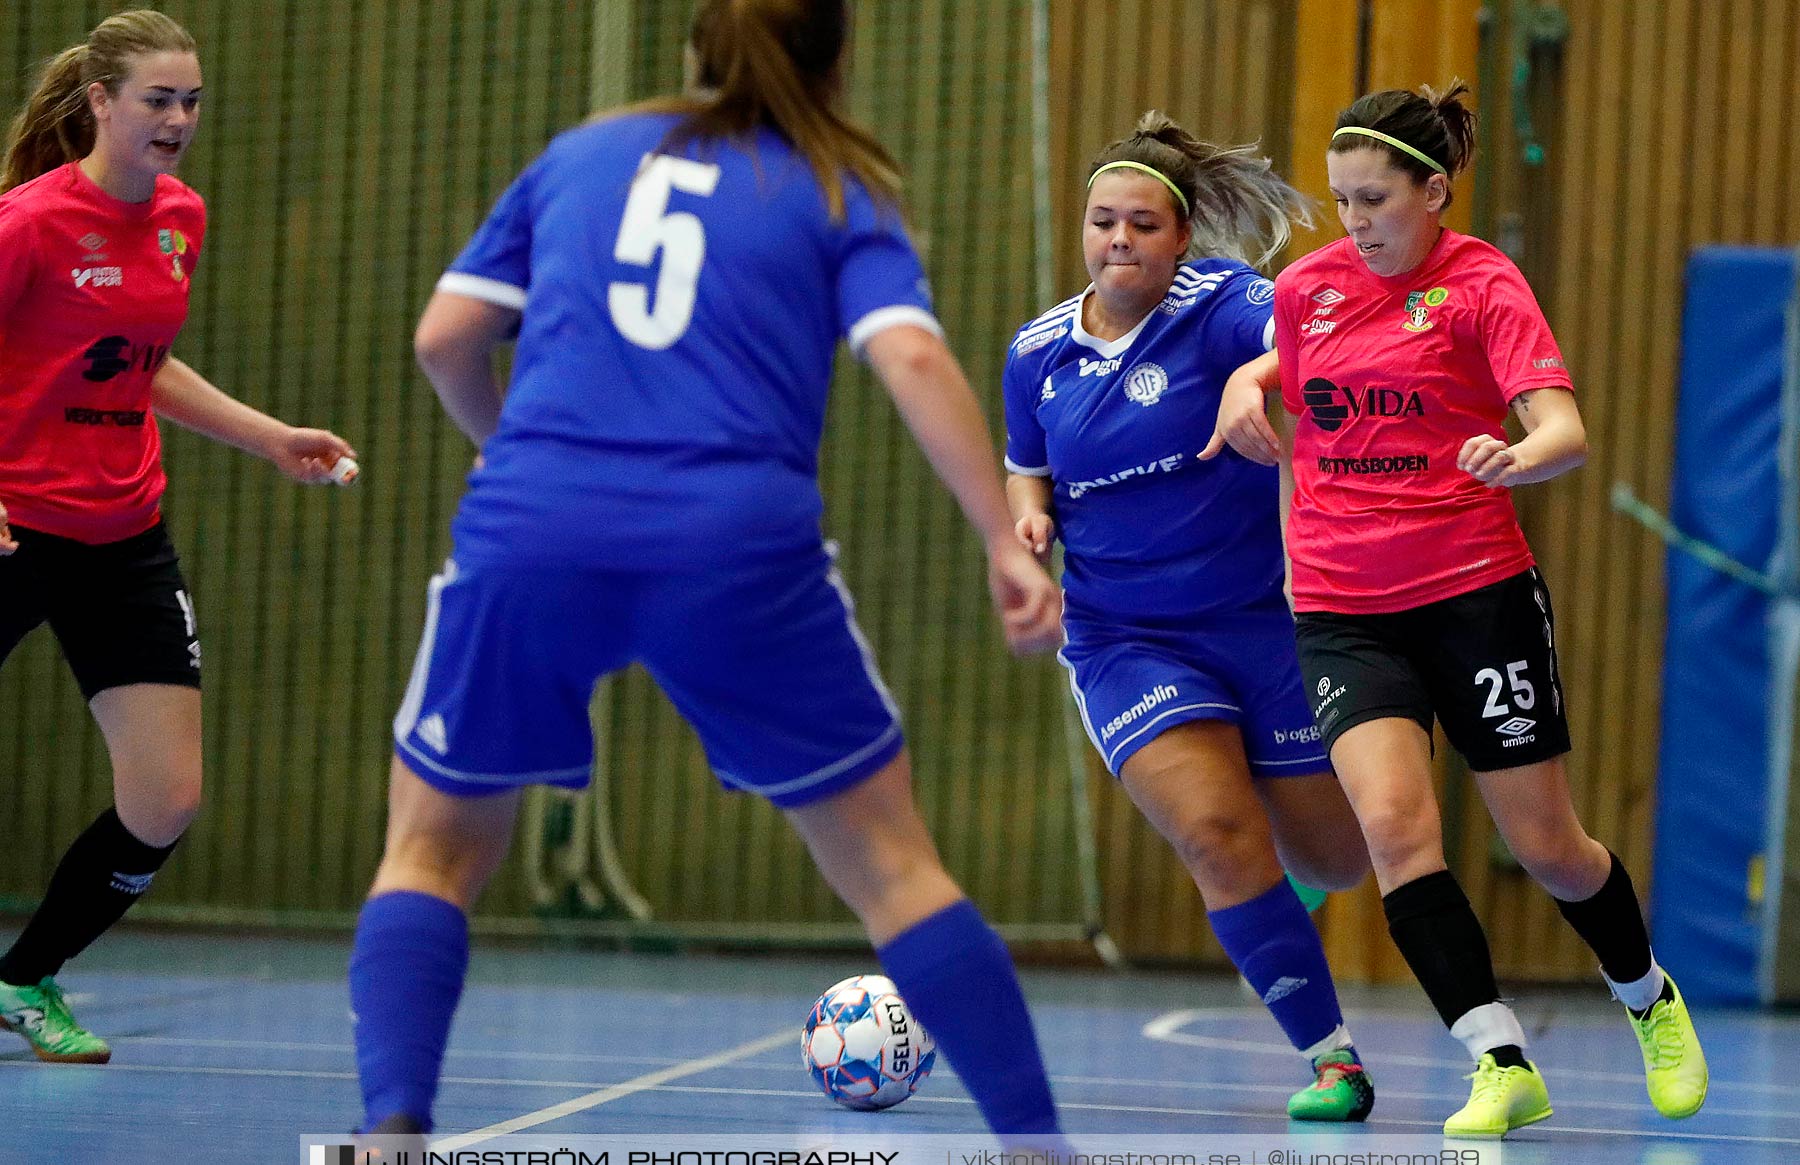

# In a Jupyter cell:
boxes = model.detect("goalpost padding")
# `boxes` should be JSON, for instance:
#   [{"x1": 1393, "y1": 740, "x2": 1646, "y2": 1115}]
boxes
[{"x1": 1651, "y1": 247, "x2": 1797, "y2": 1005}]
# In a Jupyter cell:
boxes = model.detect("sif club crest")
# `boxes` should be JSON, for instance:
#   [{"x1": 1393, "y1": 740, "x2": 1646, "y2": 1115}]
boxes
[{"x1": 1122, "y1": 363, "x2": 1169, "y2": 406}]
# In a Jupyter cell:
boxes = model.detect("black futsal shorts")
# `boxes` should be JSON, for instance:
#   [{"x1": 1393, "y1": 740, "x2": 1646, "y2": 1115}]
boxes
[
  {"x1": 0, "y1": 520, "x2": 201, "y2": 700},
  {"x1": 1293, "y1": 566, "x2": 1572, "y2": 772}
]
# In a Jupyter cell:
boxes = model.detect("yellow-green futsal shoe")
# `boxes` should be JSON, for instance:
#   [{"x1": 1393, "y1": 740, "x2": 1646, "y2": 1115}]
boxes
[
  {"x1": 0, "y1": 976, "x2": 112, "y2": 1063},
  {"x1": 1443, "y1": 1054, "x2": 1552, "y2": 1139},
  {"x1": 1627, "y1": 974, "x2": 1708, "y2": 1118}
]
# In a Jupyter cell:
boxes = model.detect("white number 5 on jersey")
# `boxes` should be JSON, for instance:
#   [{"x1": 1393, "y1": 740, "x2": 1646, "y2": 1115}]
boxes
[{"x1": 608, "y1": 154, "x2": 722, "y2": 350}]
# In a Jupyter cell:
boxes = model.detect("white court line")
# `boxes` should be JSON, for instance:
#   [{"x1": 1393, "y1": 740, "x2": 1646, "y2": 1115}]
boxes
[
  {"x1": 94, "y1": 1032, "x2": 1800, "y2": 1120},
  {"x1": 1043, "y1": 1071, "x2": 1794, "y2": 1122},
  {"x1": 6, "y1": 1056, "x2": 1797, "y2": 1147},
  {"x1": 1144, "y1": 1008, "x2": 1800, "y2": 1094},
  {"x1": 1143, "y1": 1008, "x2": 1800, "y2": 1145},
  {"x1": 122, "y1": 1035, "x2": 695, "y2": 1068},
  {"x1": 431, "y1": 1029, "x2": 792, "y2": 1151},
  {"x1": 0, "y1": 1054, "x2": 786, "y2": 1095},
  {"x1": 608, "y1": 1084, "x2": 1800, "y2": 1146}
]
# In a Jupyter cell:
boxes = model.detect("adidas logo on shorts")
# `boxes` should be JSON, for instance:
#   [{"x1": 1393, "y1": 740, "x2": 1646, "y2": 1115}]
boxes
[{"x1": 417, "y1": 713, "x2": 449, "y2": 754}]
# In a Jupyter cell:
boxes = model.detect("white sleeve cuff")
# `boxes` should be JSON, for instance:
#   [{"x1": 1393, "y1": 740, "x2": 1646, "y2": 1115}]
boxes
[
  {"x1": 1004, "y1": 457, "x2": 1052, "y2": 477},
  {"x1": 1262, "y1": 315, "x2": 1276, "y2": 352},
  {"x1": 437, "y1": 271, "x2": 527, "y2": 311},
  {"x1": 847, "y1": 305, "x2": 944, "y2": 355}
]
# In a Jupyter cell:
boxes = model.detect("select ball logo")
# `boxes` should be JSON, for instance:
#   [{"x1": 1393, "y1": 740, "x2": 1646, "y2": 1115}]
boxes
[
  {"x1": 801, "y1": 974, "x2": 936, "y2": 1111},
  {"x1": 881, "y1": 998, "x2": 917, "y2": 1077}
]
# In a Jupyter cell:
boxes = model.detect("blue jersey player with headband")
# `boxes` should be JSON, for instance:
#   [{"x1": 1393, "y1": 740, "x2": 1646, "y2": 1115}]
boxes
[
  {"x1": 1003, "y1": 112, "x2": 1375, "y2": 1120},
  {"x1": 347, "y1": 0, "x2": 1066, "y2": 1142}
]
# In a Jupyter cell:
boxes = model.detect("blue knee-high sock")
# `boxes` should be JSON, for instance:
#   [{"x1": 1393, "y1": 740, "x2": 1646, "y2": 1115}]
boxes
[
  {"x1": 1210, "y1": 878, "x2": 1348, "y2": 1057},
  {"x1": 350, "y1": 890, "x2": 470, "y2": 1132},
  {"x1": 877, "y1": 899, "x2": 1060, "y2": 1135}
]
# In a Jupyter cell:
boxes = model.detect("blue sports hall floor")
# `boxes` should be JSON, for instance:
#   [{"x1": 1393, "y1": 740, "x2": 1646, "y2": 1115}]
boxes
[{"x1": 0, "y1": 928, "x2": 1793, "y2": 1163}]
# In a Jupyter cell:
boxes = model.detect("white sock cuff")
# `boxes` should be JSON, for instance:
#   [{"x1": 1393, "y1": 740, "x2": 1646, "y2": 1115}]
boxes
[
  {"x1": 1603, "y1": 960, "x2": 1666, "y2": 1011},
  {"x1": 1449, "y1": 1001, "x2": 1527, "y2": 1061},
  {"x1": 1301, "y1": 1023, "x2": 1354, "y2": 1061}
]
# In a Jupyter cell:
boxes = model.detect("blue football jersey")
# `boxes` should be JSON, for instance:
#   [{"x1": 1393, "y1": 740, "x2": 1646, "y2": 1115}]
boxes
[
  {"x1": 437, "y1": 113, "x2": 939, "y2": 569},
  {"x1": 1003, "y1": 260, "x2": 1285, "y2": 621}
]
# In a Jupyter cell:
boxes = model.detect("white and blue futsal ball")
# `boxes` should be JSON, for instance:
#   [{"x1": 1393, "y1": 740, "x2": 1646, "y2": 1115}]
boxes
[{"x1": 801, "y1": 974, "x2": 936, "y2": 1110}]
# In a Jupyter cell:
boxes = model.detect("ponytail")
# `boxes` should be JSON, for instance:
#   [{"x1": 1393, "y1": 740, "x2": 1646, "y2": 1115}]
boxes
[
  {"x1": 1088, "y1": 110, "x2": 1312, "y2": 270},
  {"x1": 1330, "y1": 79, "x2": 1477, "y2": 206},
  {"x1": 2, "y1": 47, "x2": 93, "y2": 193},
  {"x1": 621, "y1": 0, "x2": 901, "y2": 221}
]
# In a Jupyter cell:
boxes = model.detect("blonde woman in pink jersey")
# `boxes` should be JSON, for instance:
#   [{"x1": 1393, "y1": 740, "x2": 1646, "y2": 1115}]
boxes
[
  {"x1": 1205, "y1": 81, "x2": 1707, "y2": 1139},
  {"x1": 0, "y1": 10, "x2": 354, "y2": 1065}
]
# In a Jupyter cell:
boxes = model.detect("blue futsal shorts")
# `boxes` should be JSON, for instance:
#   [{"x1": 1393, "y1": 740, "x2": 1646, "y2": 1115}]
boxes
[
  {"x1": 393, "y1": 545, "x2": 903, "y2": 808},
  {"x1": 1058, "y1": 602, "x2": 1330, "y2": 778}
]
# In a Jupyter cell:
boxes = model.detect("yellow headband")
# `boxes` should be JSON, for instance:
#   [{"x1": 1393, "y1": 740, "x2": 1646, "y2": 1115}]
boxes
[
  {"x1": 1331, "y1": 126, "x2": 1448, "y2": 176},
  {"x1": 1087, "y1": 160, "x2": 1190, "y2": 217}
]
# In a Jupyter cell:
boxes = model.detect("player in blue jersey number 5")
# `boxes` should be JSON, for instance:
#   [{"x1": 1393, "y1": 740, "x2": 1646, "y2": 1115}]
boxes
[
  {"x1": 1004, "y1": 112, "x2": 1375, "y2": 1120},
  {"x1": 347, "y1": 0, "x2": 1067, "y2": 1142}
]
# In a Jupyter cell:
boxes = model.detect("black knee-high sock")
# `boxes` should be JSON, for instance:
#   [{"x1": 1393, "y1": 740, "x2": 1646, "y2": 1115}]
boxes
[
  {"x1": 1553, "y1": 850, "x2": 1653, "y2": 984},
  {"x1": 1382, "y1": 870, "x2": 1505, "y2": 1029},
  {"x1": 0, "y1": 808, "x2": 179, "y2": 985}
]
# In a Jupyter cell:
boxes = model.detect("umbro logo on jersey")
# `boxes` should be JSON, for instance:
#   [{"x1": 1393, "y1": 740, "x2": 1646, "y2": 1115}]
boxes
[
  {"x1": 78, "y1": 233, "x2": 107, "y2": 251},
  {"x1": 1306, "y1": 287, "x2": 1342, "y2": 333},
  {"x1": 72, "y1": 266, "x2": 123, "y2": 289}
]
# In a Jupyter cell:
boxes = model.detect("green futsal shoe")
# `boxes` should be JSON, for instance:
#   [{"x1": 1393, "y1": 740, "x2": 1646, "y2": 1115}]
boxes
[
  {"x1": 1626, "y1": 975, "x2": 1708, "y2": 1119},
  {"x1": 1287, "y1": 1048, "x2": 1375, "y2": 1121},
  {"x1": 1443, "y1": 1054, "x2": 1552, "y2": 1139},
  {"x1": 0, "y1": 976, "x2": 112, "y2": 1063}
]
